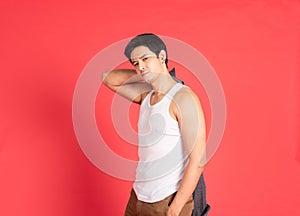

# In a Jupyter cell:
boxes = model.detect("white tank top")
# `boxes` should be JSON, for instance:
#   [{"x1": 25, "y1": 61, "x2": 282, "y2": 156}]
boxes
[{"x1": 133, "y1": 83, "x2": 190, "y2": 203}]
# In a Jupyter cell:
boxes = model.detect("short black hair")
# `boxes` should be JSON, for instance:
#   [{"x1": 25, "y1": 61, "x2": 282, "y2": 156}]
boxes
[{"x1": 124, "y1": 33, "x2": 168, "y2": 67}]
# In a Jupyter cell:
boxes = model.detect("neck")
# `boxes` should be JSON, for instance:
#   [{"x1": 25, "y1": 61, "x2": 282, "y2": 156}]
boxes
[{"x1": 150, "y1": 70, "x2": 177, "y2": 95}]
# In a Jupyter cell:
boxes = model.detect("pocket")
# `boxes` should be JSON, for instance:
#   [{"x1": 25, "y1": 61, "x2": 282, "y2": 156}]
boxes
[
  {"x1": 180, "y1": 196, "x2": 194, "y2": 216},
  {"x1": 167, "y1": 192, "x2": 177, "y2": 206}
]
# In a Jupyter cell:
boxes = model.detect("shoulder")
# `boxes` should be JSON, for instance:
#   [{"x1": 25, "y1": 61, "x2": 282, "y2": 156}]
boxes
[
  {"x1": 140, "y1": 90, "x2": 152, "y2": 104},
  {"x1": 169, "y1": 86, "x2": 202, "y2": 121},
  {"x1": 173, "y1": 86, "x2": 200, "y2": 106}
]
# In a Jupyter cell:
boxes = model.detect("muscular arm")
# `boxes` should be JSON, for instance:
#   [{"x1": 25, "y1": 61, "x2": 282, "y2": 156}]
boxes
[
  {"x1": 102, "y1": 69, "x2": 152, "y2": 104},
  {"x1": 168, "y1": 88, "x2": 207, "y2": 215}
]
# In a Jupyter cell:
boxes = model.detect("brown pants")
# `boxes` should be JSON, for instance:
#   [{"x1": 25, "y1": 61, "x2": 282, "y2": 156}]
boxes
[{"x1": 125, "y1": 189, "x2": 194, "y2": 216}]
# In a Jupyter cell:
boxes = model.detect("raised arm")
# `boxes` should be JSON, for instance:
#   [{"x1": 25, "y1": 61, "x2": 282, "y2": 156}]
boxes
[{"x1": 102, "y1": 69, "x2": 152, "y2": 104}]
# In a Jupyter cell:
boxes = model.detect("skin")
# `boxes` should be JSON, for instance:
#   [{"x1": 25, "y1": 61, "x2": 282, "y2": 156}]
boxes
[{"x1": 102, "y1": 46, "x2": 206, "y2": 216}]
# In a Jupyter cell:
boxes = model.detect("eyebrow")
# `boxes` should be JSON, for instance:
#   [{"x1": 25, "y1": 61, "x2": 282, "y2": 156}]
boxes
[{"x1": 131, "y1": 54, "x2": 151, "y2": 62}]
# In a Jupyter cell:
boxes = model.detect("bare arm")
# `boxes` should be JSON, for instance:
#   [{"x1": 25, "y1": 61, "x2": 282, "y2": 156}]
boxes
[
  {"x1": 168, "y1": 88, "x2": 207, "y2": 216},
  {"x1": 102, "y1": 69, "x2": 152, "y2": 104}
]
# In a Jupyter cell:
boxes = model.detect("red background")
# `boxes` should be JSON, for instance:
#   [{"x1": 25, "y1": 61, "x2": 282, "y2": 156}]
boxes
[{"x1": 1, "y1": 0, "x2": 300, "y2": 215}]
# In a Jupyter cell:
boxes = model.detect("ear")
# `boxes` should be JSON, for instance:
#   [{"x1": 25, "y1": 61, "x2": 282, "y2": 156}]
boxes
[{"x1": 158, "y1": 50, "x2": 167, "y2": 62}]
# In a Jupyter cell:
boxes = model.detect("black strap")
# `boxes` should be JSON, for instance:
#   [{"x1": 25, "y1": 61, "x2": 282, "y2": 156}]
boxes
[{"x1": 169, "y1": 68, "x2": 184, "y2": 85}]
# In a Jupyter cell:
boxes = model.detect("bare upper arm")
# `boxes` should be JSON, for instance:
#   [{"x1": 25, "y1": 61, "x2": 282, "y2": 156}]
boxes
[
  {"x1": 102, "y1": 69, "x2": 152, "y2": 104},
  {"x1": 112, "y1": 82, "x2": 152, "y2": 104},
  {"x1": 171, "y1": 87, "x2": 207, "y2": 166}
]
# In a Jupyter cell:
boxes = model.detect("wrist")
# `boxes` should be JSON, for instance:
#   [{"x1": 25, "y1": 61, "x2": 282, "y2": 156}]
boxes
[{"x1": 169, "y1": 200, "x2": 183, "y2": 215}]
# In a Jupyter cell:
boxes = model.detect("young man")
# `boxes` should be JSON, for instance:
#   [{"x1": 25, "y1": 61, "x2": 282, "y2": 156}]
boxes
[{"x1": 102, "y1": 33, "x2": 207, "y2": 216}]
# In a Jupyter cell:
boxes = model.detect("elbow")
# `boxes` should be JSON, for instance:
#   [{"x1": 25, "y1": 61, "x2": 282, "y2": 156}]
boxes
[{"x1": 102, "y1": 71, "x2": 110, "y2": 83}]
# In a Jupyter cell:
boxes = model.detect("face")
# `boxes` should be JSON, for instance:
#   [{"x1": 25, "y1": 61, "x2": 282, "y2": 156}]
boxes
[{"x1": 130, "y1": 46, "x2": 165, "y2": 83}]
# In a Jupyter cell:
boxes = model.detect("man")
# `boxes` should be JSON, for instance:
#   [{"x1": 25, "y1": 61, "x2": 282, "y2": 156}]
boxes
[{"x1": 102, "y1": 33, "x2": 207, "y2": 216}]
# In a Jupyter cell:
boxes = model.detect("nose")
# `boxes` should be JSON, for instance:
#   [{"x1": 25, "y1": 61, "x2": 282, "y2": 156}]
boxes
[{"x1": 139, "y1": 60, "x2": 145, "y2": 71}]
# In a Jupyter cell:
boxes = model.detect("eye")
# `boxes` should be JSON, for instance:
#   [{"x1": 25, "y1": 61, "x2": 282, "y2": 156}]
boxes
[
  {"x1": 142, "y1": 57, "x2": 148, "y2": 61},
  {"x1": 132, "y1": 62, "x2": 139, "y2": 66}
]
